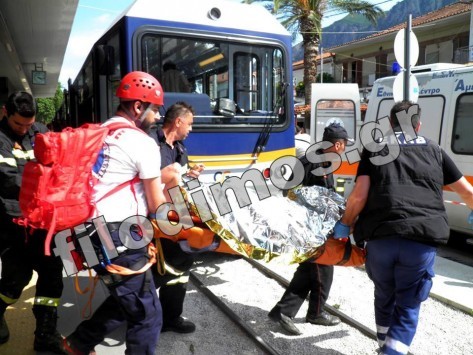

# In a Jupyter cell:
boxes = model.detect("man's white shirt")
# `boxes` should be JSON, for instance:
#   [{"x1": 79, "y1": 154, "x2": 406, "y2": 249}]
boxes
[{"x1": 92, "y1": 116, "x2": 161, "y2": 222}]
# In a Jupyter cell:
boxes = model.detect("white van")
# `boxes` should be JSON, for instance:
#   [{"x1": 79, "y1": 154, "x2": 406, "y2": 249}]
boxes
[{"x1": 309, "y1": 64, "x2": 473, "y2": 237}]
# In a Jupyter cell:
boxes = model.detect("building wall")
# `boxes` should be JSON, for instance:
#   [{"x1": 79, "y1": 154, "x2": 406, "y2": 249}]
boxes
[
  {"x1": 293, "y1": 68, "x2": 303, "y2": 86},
  {"x1": 327, "y1": 11, "x2": 470, "y2": 90}
]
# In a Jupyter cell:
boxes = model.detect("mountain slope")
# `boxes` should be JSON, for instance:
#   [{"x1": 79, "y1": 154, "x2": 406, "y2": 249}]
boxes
[{"x1": 292, "y1": 0, "x2": 458, "y2": 61}]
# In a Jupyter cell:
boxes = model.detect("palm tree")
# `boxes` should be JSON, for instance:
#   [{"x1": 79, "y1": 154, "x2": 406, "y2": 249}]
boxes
[{"x1": 244, "y1": 0, "x2": 383, "y2": 118}]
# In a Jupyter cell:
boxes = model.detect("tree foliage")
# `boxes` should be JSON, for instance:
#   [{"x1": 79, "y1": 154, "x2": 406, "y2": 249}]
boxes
[
  {"x1": 317, "y1": 72, "x2": 335, "y2": 83},
  {"x1": 244, "y1": 0, "x2": 382, "y2": 107},
  {"x1": 35, "y1": 83, "x2": 64, "y2": 124},
  {"x1": 36, "y1": 98, "x2": 55, "y2": 124},
  {"x1": 53, "y1": 83, "x2": 64, "y2": 112}
]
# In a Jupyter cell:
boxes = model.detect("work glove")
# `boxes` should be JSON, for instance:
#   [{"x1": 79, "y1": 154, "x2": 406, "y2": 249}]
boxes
[
  {"x1": 333, "y1": 220, "x2": 350, "y2": 239},
  {"x1": 468, "y1": 211, "x2": 473, "y2": 227}
]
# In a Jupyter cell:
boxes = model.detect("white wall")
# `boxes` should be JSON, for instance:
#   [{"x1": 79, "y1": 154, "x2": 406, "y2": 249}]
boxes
[
  {"x1": 293, "y1": 68, "x2": 303, "y2": 85},
  {"x1": 363, "y1": 57, "x2": 376, "y2": 86}
]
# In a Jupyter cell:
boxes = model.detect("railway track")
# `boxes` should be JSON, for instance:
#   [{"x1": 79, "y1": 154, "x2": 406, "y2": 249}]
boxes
[
  {"x1": 179, "y1": 254, "x2": 380, "y2": 355},
  {"x1": 189, "y1": 256, "x2": 381, "y2": 355},
  {"x1": 156, "y1": 252, "x2": 473, "y2": 355}
]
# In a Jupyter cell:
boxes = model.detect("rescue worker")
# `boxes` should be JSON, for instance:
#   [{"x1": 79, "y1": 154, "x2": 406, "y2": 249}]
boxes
[
  {"x1": 333, "y1": 100, "x2": 473, "y2": 355},
  {"x1": 0, "y1": 91, "x2": 65, "y2": 353},
  {"x1": 62, "y1": 71, "x2": 167, "y2": 354},
  {"x1": 294, "y1": 125, "x2": 311, "y2": 159},
  {"x1": 149, "y1": 101, "x2": 204, "y2": 333},
  {"x1": 268, "y1": 123, "x2": 353, "y2": 335}
]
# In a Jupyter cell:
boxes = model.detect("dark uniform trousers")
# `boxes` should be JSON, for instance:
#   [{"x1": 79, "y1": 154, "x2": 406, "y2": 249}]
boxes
[
  {"x1": 67, "y1": 229, "x2": 162, "y2": 355},
  {"x1": 271, "y1": 164, "x2": 336, "y2": 319},
  {"x1": 271, "y1": 261, "x2": 333, "y2": 318},
  {"x1": 152, "y1": 238, "x2": 194, "y2": 324},
  {"x1": 149, "y1": 126, "x2": 194, "y2": 325},
  {"x1": 0, "y1": 219, "x2": 63, "y2": 308}
]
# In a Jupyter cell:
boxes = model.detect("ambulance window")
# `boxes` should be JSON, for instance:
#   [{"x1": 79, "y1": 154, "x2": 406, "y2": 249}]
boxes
[
  {"x1": 378, "y1": 97, "x2": 444, "y2": 144},
  {"x1": 416, "y1": 97, "x2": 444, "y2": 144},
  {"x1": 314, "y1": 100, "x2": 356, "y2": 142},
  {"x1": 452, "y1": 94, "x2": 473, "y2": 155}
]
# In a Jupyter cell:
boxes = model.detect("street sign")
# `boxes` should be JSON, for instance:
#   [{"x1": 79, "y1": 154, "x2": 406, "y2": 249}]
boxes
[
  {"x1": 394, "y1": 28, "x2": 419, "y2": 68},
  {"x1": 393, "y1": 72, "x2": 419, "y2": 103}
]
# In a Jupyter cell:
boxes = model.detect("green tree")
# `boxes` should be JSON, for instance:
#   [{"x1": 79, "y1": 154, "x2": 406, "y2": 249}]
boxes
[
  {"x1": 244, "y1": 0, "x2": 382, "y2": 105},
  {"x1": 36, "y1": 98, "x2": 55, "y2": 124},
  {"x1": 53, "y1": 83, "x2": 64, "y2": 112},
  {"x1": 36, "y1": 84, "x2": 64, "y2": 124},
  {"x1": 317, "y1": 72, "x2": 335, "y2": 83}
]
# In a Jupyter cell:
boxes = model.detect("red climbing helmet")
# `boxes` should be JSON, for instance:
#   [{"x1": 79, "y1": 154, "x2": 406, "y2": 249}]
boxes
[{"x1": 116, "y1": 71, "x2": 164, "y2": 105}]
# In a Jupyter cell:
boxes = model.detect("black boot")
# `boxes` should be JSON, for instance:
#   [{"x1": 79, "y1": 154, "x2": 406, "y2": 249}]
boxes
[
  {"x1": 0, "y1": 300, "x2": 9, "y2": 344},
  {"x1": 33, "y1": 305, "x2": 66, "y2": 354}
]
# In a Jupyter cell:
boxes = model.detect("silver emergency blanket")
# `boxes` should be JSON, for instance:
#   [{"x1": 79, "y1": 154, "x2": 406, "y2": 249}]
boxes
[{"x1": 188, "y1": 184, "x2": 346, "y2": 264}]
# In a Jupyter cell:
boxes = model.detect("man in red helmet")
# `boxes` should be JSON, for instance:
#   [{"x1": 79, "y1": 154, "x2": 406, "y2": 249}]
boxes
[{"x1": 63, "y1": 71, "x2": 167, "y2": 355}]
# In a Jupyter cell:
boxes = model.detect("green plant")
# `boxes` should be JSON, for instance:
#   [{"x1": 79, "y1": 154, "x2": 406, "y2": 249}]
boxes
[
  {"x1": 36, "y1": 98, "x2": 55, "y2": 124},
  {"x1": 35, "y1": 83, "x2": 64, "y2": 124},
  {"x1": 316, "y1": 72, "x2": 335, "y2": 83}
]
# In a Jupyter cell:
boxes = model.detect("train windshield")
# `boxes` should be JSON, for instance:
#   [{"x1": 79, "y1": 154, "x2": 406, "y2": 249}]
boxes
[{"x1": 140, "y1": 33, "x2": 287, "y2": 127}]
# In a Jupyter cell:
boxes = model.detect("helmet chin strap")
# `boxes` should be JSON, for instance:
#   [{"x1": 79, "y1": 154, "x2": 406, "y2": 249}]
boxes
[{"x1": 136, "y1": 105, "x2": 156, "y2": 132}]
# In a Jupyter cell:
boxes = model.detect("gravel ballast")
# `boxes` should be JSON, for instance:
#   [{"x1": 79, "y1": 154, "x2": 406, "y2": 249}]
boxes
[{"x1": 157, "y1": 253, "x2": 473, "y2": 355}]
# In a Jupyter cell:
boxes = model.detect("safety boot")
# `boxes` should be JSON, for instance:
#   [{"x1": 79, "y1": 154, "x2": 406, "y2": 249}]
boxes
[
  {"x1": 0, "y1": 300, "x2": 9, "y2": 344},
  {"x1": 161, "y1": 317, "x2": 196, "y2": 333},
  {"x1": 62, "y1": 337, "x2": 97, "y2": 355},
  {"x1": 33, "y1": 305, "x2": 66, "y2": 354},
  {"x1": 0, "y1": 315, "x2": 9, "y2": 344}
]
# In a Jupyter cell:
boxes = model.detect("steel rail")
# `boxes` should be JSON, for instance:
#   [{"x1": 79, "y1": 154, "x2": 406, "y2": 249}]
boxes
[{"x1": 189, "y1": 271, "x2": 281, "y2": 355}]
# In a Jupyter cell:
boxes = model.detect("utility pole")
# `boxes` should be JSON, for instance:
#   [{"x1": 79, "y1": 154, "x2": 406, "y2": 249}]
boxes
[
  {"x1": 319, "y1": 45, "x2": 324, "y2": 83},
  {"x1": 470, "y1": 1, "x2": 473, "y2": 62},
  {"x1": 403, "y1": 14, "x2": 412, "y2": 101}
]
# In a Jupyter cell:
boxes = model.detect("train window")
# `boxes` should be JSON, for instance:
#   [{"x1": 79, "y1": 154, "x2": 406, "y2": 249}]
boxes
[
  {"x1": 452, "y1": 93, "x2": 473, "y2": 155},
  {"x1": 84, "y1": 61, "x2": 93, "y2": 99},
  {"x1": 273, "y1": 49, "x2": 284, "y2": 109},
  {"x1": 140, "y1": 33, "x2": 287, "y2": 127},
  {"x1": 234, "y1": 53, "x2": 259, "y2": 112},
  {"x1": 106, "y1": 32, "x2": 121, "y2": 119},
  {"x1": 208, "y1": 70, "x2": 229, "y2": 100}
]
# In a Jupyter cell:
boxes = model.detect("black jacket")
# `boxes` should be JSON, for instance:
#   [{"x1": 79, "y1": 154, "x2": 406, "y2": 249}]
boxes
[
  {"x1": 300, "y1": 155, "x2": 335, "y2": 190},
  {"x1": 0, "y1": 119, "x2": 48, "y2": 217},
  {"x1": 353, "y1": 134, "x2": 449, "y2": 246}
]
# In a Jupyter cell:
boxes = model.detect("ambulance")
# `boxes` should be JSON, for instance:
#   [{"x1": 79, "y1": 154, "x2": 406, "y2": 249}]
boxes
[{"x1": 309, "y1": 63, "x2": 473, "y2": 238}]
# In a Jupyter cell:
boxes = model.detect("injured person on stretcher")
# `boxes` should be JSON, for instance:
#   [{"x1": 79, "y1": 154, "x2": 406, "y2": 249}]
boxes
[{"x1": 150, "y1": 184, "x2": 365, "y2": 267}]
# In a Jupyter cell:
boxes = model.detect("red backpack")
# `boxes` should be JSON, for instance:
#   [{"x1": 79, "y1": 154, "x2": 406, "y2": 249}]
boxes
[{"x1": 17, "y1": 122, "x2": 142, "y2": 255}]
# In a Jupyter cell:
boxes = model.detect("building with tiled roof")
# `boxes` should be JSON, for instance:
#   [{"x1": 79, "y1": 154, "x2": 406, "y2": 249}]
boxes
[{"x1": 327, "y1": 1, "x2": 472, "y2": 89}]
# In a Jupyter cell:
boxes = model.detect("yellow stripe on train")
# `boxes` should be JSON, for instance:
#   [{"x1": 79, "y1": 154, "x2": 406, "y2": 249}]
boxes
[{"x1": 188, "y1": 147, "x2": 296, "y2": 167}]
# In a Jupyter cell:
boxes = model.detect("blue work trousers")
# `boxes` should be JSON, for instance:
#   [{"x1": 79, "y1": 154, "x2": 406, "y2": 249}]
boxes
[
  {"x1": 67, "y1": 230, "x2": 162, "y2": 354},
  {"x1": 365, "y1": 237, "x2": 436, "y2": 355}
]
